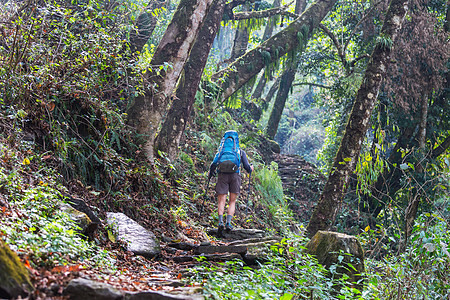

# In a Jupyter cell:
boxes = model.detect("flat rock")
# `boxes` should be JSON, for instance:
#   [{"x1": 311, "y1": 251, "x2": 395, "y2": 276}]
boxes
[
  {"x1": 167, "y1": 242, "x2": 198, "y2": 251},
  {"x1": 228, "y1": 236, "x2": 281, "y2": 246},
  {"x1": 173, "y1": 253, "x2": 241, "y2": 263},
  {"x1": 125, "y1": 290, "x2": 203, "y2": 300},
  {"x1": 64, "y1": 278, "x2": 200, "y2": 300},
  {"x1": 107, "y1": 212, "x2": 161, "y2": 258},
  {"x1": 207, "y1": 228, "x2": 265, "y2": 240},
  {"x1": 63, "y1": 278, "x2": 122, "y2": 300},
  {"x1": 242, "y1": 241, "x2": 274, "y2": 265},
  {"x1": 194, "y1": 244, "x2": 247, "y2": 255}
]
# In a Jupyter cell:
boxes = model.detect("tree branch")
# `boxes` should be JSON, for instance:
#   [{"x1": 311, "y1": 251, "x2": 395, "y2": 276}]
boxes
[
  {"x1": 349, "y1": 54, "x2": 370, "y2": 67},
  {"x1": 318, "y1": 23, "x2": 347, "y2": 70},
  {"x1": 292, "y1": 82, "x2": 331, "y2": 89},
  {"x1": 431, "y1": 134, "x2": 450, "y2": 158},
  {"x1": 232, "y1": 2, "x2": 297, "y2": 20}
]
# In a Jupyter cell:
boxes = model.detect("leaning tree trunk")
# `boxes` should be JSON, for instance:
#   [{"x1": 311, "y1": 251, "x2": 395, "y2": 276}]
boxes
[
  {"x1": 211, "y1": 0, "x2": 338, "y2": 101},
  {"x1": 306, "y1": 0, "x2": 409, "y2": 238},
  {"x1": 251, "y1": 0, "x2": 282, "y2": 100},
  {"x1": 154, "y1": 0, "x2": 226, "y2": 159},
  {"x1": 126, "y1": 0, "x2": 214, "y2": 162},
  {"x1": 266, "y1": 68, "x2": 296, "y2": 139},
  {"x1": 265, "y1": 0, "x2": 306, "y2": 140}
]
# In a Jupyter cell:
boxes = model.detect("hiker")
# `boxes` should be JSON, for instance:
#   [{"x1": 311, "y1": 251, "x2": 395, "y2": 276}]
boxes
[{"x1": 208, "y1": 130, "x2": 253, "y2": 233}]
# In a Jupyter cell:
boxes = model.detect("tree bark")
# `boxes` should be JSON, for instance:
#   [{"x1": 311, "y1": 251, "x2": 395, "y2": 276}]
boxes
[
  {"x1": 266, "y1": 68, "x2": 296, "y2": 139},
  {"x1": 264, "y1": 76, "x2": 281, "y2": 106},
  {"x1": 126, "y1": 0, "x2": 214, "y2": 161},
  {"x1": 211, "y1": 0, "x2": 339, "y2": 101},
  {"x1": 129, "y1": 0, "x2": 166, "y2": 54},
  {"x1": 306, "y1": 0, "x2": 409, "y2": 238},
  {"x1": 229, "y1": 4, "x2": 251, "y2": 62},
  {"x1": 251, "y1": 0, "x2": 282, "y2": 100},
  {"x1": 154, "y1": 0, "x2": 226, "y2": 159}
]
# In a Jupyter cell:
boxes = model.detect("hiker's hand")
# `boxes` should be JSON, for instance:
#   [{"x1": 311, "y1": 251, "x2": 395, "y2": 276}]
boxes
[{"x1": 250, "y1": 164, "x2": 254, "y2": 173}]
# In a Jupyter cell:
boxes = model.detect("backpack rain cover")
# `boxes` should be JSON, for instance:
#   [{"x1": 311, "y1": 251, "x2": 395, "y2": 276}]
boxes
[{"x1": 213, "y1": 131, "x2": 241, "y2": 173}]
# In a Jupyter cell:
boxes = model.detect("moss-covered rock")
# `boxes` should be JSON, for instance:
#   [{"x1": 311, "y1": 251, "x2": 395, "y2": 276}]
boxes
[
  {"x1": 305, "y1": 231, "x2": 365, "y2": 291},
  {"x1": 0, "y1": 240, "x2": 34, "y2": 298},
  {"x1": 60, "y1": 203, "x2": 93, "y2": 235}
]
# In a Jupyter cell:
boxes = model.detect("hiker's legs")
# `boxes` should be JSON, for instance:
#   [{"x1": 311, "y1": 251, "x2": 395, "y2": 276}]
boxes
[
  {"x1": 218, "y1": 194, "x2": 227, "y2": 224},
  {"x1": 227, "y1": 193, "x2": 238, "y2": 216}
]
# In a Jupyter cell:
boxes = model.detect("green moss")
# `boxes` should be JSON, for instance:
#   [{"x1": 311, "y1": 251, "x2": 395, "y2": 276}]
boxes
[{"x1": 0, "y1": 240, "x2": 33, "y2": 297}]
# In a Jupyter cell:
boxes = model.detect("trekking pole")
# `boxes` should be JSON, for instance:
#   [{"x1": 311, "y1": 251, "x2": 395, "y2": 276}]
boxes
[
  {"x1": 199, "y1": 176, "x2": 211, "y2": 216},
  {"x1": 245, "y1": 172, "x2": 252, "y2": 215}
]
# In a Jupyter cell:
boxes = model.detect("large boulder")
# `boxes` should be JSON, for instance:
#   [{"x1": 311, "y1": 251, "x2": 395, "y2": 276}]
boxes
[
  {"x1": 107, "y1": 212, "x2": 161, "y2": 258},
  {"x1": 0, "y1": 240, "x2": 34, "y2": 298},
  {"x1": 305, "y1": 231, "x2": 365, "y2": 291}
]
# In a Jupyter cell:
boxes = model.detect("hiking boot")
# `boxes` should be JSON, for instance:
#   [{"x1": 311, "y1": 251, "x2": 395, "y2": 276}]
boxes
[
  {"x1": 225, "y1": 223, "x2": 233, "y2": 232},
  {"x1": 218, "y1": 223, "x2": 224, "y2": 236}
]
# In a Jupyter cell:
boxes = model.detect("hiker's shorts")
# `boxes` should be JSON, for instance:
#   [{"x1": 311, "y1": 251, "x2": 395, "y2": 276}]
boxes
[{"x1": 215, "y1": 172, "x2": 241, "y2": 194}]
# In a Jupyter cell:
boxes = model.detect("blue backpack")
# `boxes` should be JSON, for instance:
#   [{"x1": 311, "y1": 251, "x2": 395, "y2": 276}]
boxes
[{"x1": 213, "y1": 131, "x2": 241, "y2": 173}]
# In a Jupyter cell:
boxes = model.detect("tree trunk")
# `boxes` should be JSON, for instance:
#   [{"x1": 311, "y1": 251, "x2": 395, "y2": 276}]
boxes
[
  {"x1": 306, "y1": 0, "x2": 409, "y2": 238},
  {"x1": 129, "y1": 0, "x2": 166, "y2": 54},
  {"x1": 154, "y1": 0, "x2": 226, "y2": 159},
  {"x1": 265, "y1": 0, "x2": 306, "y2": 140},
  {"x1": 126, "y1": 0, "x2": 214, "y2": 161},
  {"x1": 211, "y1": 0, "x2": 339, "y2": 101},
  {"x1": 251, "y1": 0, "x2": 282, "y2": 100},
  {"x1": 229, "y1": 3, "x2": 251, "y2": 62},
  {"x1": 266, "y1": 69, "x2": 296, "y2": 139},
  {"x1": 369, "y1": 3, "x2": 450, "y2": 219}
]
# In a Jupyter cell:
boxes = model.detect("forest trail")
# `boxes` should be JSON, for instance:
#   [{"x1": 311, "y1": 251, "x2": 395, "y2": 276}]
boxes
[
  {"x1": 274, "y1": 154, "x2": 325, "y2": 222},
  {"x1": 39, "y1": 207, "x2": 281, "y2": 300}
]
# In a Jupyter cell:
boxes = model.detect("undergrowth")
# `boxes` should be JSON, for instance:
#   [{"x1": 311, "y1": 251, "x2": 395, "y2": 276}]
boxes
[{"x1": 0, "y1": 139, "x2": 113, "y2": 269}]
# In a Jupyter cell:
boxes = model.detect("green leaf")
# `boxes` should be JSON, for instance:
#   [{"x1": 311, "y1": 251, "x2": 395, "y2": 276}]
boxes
[
  {"x1": 399, "y1": 163, "x2": 409, "y2": 170},
  {"x1": 107, "y1": 230, "x2": 116, "y2": 243},
  {"x1": 280, "y1": 293, "x2": 293, "y2": 300}
]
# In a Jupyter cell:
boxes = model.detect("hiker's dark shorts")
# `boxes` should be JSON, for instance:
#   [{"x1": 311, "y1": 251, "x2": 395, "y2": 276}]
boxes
[{"x1": 215, "y1": 172, "x2": 241, "y2": 195}]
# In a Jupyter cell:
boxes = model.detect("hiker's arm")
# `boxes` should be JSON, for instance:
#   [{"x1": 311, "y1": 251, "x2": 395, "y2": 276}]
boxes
[
  {"x1": 208, "y1": 162, "x2": 217, "y2": 179},
  {"x1": 241, "y1": 150, "x2": 253, "y2": 173}
]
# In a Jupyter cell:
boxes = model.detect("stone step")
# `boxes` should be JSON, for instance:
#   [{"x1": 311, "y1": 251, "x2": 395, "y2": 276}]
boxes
[{"x1": 207, "y1": 228, "x2": 265, "y2": 240}]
